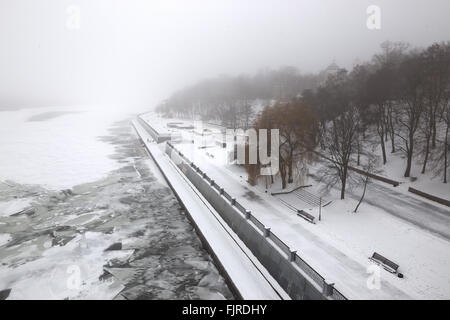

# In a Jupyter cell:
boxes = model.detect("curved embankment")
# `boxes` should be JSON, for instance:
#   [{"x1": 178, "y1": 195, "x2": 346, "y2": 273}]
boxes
[
  {"x1": 132, "y1": 119, "x2": 287, "y2": 300},
  {"x1": 133, "y1": 117, "x2": 344, "y2": 300}
]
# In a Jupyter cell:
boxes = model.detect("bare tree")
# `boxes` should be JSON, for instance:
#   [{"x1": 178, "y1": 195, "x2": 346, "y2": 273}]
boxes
[
  {"x1": 367, "y1": 67, "x2": 394, "y2": 164},
  {"x1": 353, "y1": 153, "x2": 378, "y2": 213},
  {"x1": 373, "y1": 41, "x2": 409, "y2": 153},
  {"x1": 322, "y1": 107, "x2": 360, "y2": 199},
  {"x1": 396, "y1": 53, "x2": 426, "y2": 177},
  {"x1": 250, "y1": 100, "x2": 318, "y2": 189},
  {"x1": 433, "y1": 94, "x2": 450, "y2": 183},
  {"x1": 444, "y1": 107, "x2": 450, "y2": 183},
  {"x1": 443, "y1": 106, "x2": 450, "y2": 183},
  {"x1": 420, "y1": 43, "x2": 450, "y2": 173}
]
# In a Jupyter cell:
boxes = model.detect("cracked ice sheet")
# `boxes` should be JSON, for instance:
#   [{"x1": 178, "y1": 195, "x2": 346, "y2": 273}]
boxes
[
  {"x1": 0, "y1": 198, "x2": 33, "y2": 217},
  {"x1": 0, "y1": 117, "x2": 233, "y2": 300},
  {"x1": 0, "y1": 232, "x2": 125, "y2": 300},
  {"x1": 0, "y1": 234, "x2": 11, "y2": 246}
]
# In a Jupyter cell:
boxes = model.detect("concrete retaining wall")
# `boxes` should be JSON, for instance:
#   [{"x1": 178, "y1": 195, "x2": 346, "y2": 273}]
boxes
[
  {"x1": 166, "y1": 142, "x2": 343, "y2": 300},
  {"x1": 137, "y1": 117, "x2": 171, "y2": 143}
]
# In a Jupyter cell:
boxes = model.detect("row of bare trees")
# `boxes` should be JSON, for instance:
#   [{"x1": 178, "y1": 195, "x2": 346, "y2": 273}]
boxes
[
  {"x1": 248, "y1": 41, "x2": 449, "y2": 200},
  {"x1": 156, "y1": 67, "x2": 324, "y2": 129},
  {"x1": 305, "y1": 41, "x2": 450, "y2": 188},
  {"x1": 158, "y1": 41, "x2": 450, "y2": 200}
]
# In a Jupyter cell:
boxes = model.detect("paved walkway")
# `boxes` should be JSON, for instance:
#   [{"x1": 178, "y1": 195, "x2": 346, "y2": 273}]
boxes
[
  {"x1": 172, "y1": 142, "x2": 411, "y2": 300},
  {"x1": 361, "y1": 183, "x2": 450, "y2": 240},
  {"x1": 308, "y1": 172, "x2": 450, "y2": 241}
]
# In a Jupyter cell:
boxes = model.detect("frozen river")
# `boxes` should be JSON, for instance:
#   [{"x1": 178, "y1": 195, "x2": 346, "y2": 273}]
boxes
[{"x1": 0, "y1": 107, "x2": 232, "y2": 300}]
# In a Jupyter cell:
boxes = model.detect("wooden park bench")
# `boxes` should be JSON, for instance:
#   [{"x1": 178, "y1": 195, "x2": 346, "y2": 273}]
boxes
[
  {"x1": 297, "y1": 210, "x2": 315, "y2": 224},
  {"x1": 369, "y1": 252, "x2": 399, "y2": 274}
]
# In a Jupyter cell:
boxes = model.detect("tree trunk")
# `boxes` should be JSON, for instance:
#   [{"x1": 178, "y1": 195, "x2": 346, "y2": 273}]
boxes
[
  {"x1": 404, "y1": 144, "x2": 413, "y2": 178},
  {"x1": 432, "y1": 117, "x2": 437, "y2": 148},
  {"x1": 421, "y1": 135, "x2": 430, "y2": 174},
  {"x1": 380, "y1": 133, "x2": 387, "y2": 164},
  {"x1": 404, "y1": 128, "x2": 416, "y2": 178},
  {"x1": 357, "y1": 140, "x2": 361, "y2": 166},
  {"x1": 384, "y1": 108, "x2": 389, "y2": 142},
  {"x1": 354, "y1": 175, "x2": 369, "y2": 213},
  {"x1": 404, "y1": 155, "x2": 412, "y2": 177},
  {"x1": 388, "y1": 104, "x2": 396, "y2": 153},
  {"x1": 288, "y1": 160, "x2": 293, "y2": 183},
  {"x1": 444, "y1": 124, "x2": 448, "y2": 184},
  {"x1": 390, "y1": 130, "x2": 396, "y2": 153},
  {"x1": 340, "y1": 166, "x2": 347, "y2": 200},
  {"x1": 319, "y1": 121, "x2": 326, "y2": 150},
  {"x1": 288, "y1": 151, "x2": 293, "y2": 183},
  {"x1": 280, "y1": 162, "x2": 287, "y2": 189},
  {"x1": 281, "y1": 173, "x2": 286, "y2": 189},
  {"x1": 377, "y1": 111, "x2": 388, "y2": 164}
]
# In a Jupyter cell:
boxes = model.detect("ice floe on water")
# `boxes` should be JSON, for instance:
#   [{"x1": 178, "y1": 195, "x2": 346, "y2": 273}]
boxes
[
  {"x1": 0, "y1": 111, "x2": 233, "y2": 300},
  {"x1": 0, "y1": 234, "x2": 11, "y2": 247},
  {"x1": 0, "y1": 198, "x2": 33, "y2": 217}
]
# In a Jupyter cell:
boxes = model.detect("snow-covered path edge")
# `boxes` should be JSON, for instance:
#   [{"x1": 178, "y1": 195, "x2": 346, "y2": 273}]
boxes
[{"x1": 132, "y1": 120, "x2": 287, "y2": 300}]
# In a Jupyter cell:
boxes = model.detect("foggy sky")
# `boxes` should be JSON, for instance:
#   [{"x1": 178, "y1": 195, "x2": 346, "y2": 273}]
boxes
[{"x1": 1, "y1": 0, "x2": 450, "y2": 110}]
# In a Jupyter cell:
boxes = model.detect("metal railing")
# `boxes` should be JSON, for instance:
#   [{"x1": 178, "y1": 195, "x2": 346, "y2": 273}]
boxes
[
  {"x1": 269, "y1": 232, "x2": 291, "y2": 257},
  {"x1": 165, "y1": 141, "x2": 347, "y2": 300},
  {"x1": 234, "y1": 201, "x2": 247, "y2": 215},
  {"x1": 249, "y1": 215, "x2": 266, "y2": 233},
  {"x1": 293, "y1": 255, "x2": 325, "y2": 287}
]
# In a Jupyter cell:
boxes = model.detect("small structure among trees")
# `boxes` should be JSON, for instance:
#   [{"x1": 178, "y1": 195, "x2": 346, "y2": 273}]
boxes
[{"x1": 245, "y1": 99, "x2": 318, "y2": 189}]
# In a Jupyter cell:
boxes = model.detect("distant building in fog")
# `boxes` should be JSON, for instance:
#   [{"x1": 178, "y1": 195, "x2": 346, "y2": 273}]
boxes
[
  {"x1": 324, "y1": 61, "x2": 340, "y2": 78},
  {"x1": 319, "y1": 61, "x2": 341, "y2": 85}
]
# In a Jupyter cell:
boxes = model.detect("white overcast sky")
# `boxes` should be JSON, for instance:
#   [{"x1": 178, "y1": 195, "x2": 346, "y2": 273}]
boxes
[{"x1": 1, "y1": 0, "x2": 450, "y2": 110}]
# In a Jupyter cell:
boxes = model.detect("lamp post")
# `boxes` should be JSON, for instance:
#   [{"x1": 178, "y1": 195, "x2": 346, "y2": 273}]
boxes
[{"x1": 319, "y1": 195, "x2": 322, "y2": 221}]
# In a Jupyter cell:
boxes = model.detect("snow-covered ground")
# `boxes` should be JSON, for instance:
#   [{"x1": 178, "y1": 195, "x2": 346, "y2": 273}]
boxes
[
  {"x1": 377, "y1": 147, "x2": 450, "y2": 202},
  {"x1": 143, "y1": 112, "x2": 450, "y2": 300},
  {"x1": 349, "y1": 129, "x2": 450, "y2": 202}
]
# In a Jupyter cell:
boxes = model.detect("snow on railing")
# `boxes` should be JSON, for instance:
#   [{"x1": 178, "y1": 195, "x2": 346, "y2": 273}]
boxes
[
  {"x1": 222, "y1": 191, "x2": 233, "y2": 202},
  {"x1": 234, "y1": 201, "x2": 247, "y2": 214},
  {"x1": 165, "y1": 141, "x2": 347, "y2": 300},
  {"x1": 269, "y1": 232, "x2": 291, "y2": 257}
]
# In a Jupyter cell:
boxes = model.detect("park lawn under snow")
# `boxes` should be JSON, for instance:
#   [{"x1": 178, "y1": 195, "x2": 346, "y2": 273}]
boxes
[
  {"x1": 143, "y1": 112, "x2": 450, "y2": 299},
  {"x1": 349, "y1": 127, "x2": 450, "y2": 202},
  {"x1": 376, "y1": 146, "x2": 450, "y2": 201}
]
